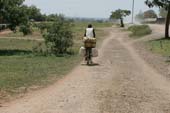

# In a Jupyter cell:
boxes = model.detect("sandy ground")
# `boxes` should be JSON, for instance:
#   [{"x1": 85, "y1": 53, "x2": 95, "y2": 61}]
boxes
[
  {"x1": 0, "y1": 30, "x2": 12, "y2": 35},
  {"x1": 1, "y1": 26, "x2": 170, "y2": 113},
  {"x1": 133, "y1": 24, "x2": 170, "y2": 79}
]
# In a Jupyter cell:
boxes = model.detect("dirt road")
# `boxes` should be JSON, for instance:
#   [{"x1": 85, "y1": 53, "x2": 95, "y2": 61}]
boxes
[{"x1": 1, "y1": 27, "x2": 170, "y2": 113}]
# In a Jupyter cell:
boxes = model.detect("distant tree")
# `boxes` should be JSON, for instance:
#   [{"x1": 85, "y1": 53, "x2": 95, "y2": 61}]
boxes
[
  {"x1": 135, "y1": 10, "x2": 145, "y2": 22},
  {"x1": 144, "y1": 10, "x2": 157, "y2": 18},
  {"x1": 110, "y1": 9, "x2": 131, "y2": 27},
  {"x1": 159, "y1": 8, "x2": 167, "y2": 18},
  {"x1": 145, "y1": 0, "x2": 170, "y2": 38}
]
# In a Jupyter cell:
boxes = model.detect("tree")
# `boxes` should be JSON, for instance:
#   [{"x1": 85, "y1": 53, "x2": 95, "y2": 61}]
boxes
[
  {"x1": 0, "y1": 0, "x2": 29, "y2": 32},
  {"x1": 26, "y1": 5, "x2": 46, "y2": 21},
  {"x1": 159, "y1": 8, "x2": 167, "y2": 18},
  {"x1": 110, "y1": 9, "x2": 131, "y2": 27},
  {"x1": 144, "y1": 10, "x2": 157, "y2": 18},
  {"x1": 43, "y1": 16, "x2": 73, "y2": 54},
  {"x1": 145, "y1": 0, "x2": 170, "y2": 38}
]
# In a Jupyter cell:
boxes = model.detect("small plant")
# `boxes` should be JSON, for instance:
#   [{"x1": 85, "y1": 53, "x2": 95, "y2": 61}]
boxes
[
  {"x1": 128, "y1": 25, "x2": 152, "y2": 37},
  {"x1": 43, "y1": 16, "x2": 73, "y2": 55},
  {"x1": 32, "y1": 42, "x2": 45, "y2": 56}
]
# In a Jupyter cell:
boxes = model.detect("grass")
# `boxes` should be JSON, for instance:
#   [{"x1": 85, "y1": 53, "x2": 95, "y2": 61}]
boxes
[
  {"x1": 0, "y1": 39, "x2": 37, "y2": 50},
  {"x1": 0, "y1": 38, "x2": 81, "y2": 95},
  {"x1": 0, "y1": 21, "x2": 112, "y2": 98},
  {"x1": 148, "y1": 38, "x2": 170, "y2": 56},
  {"x1": 128, "y1": 25, "x2": 152, "y2": 38},
  {"x1": 0, "y1": 55, "x2": 80, "y2": 93}
]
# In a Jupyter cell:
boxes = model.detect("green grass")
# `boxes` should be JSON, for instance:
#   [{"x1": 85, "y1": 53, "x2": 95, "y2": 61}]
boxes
[
  {"x1": 128, "y1": 25, "x2": 152, "y2": 38},
  {"x1": 148, "y1": 38, "x2": 170, "y2": 56},
  {"x1": 0, "y1": 39, "x2": 37, "y2": 50},
  {"x1": 0, "y1": 55, "x2": 80, "y2": 93},
  {"x1": 0, "y1": 21, "x2": 111, "y2": 98},
  {"x1": 0, "y1": 39, "x2": 81, "y2": 94}
]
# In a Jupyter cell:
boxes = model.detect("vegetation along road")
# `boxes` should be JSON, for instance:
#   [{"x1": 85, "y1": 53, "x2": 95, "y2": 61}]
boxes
[{"x1": 0, "y1": 25, "x2": 170, "y2": 113}]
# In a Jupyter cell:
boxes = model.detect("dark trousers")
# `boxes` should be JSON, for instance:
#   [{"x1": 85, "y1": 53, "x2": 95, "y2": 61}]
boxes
[{"x1": 85, "y1": 47, "x2": 92, "y2": 61}]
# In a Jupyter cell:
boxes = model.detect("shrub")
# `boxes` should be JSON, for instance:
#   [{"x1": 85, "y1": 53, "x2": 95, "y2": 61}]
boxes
[
  {"x1": 43, "y1": 16, "x2": 73, "y2": 55},
  {"x1": 35, "y1": 22, "x2": 52, "y2": 33},
  {"x1": 128, "y1": 25, "x2": 152, "y2": 37},
  {"x1": 19, "y1": 23, "x2": 32, "y2": 36}
]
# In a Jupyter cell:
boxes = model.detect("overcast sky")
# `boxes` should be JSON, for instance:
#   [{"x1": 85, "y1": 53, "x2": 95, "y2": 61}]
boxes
[{"x1": 24, "y1": 0, "x2": 158, "y2": 19}]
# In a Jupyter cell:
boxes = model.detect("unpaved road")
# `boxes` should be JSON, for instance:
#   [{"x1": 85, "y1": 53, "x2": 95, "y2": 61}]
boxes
[{"x1": 1, "y1": 26, "x2": 170, "y2": 113}]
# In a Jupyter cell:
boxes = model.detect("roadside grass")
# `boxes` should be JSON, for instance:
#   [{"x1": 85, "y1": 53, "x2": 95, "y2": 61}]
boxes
[
  {"x1": 148, "y1": 38, "x2": 170, "y2": 56},
  {"x1": 0, "y1": 39, "x2": 37, "y2": 50},
  {"x1": 128, "y1": 25, "x2": 152, "y2": 38},
  {"x1": 0, "y1": 39, "x2": 81, "y2": 96},
  {"x1": 0, "y1": 21, "x2": 111, "y2": 99},
  {"x1": 0, "y1": 55, "x2": 80, "y2": 93}
]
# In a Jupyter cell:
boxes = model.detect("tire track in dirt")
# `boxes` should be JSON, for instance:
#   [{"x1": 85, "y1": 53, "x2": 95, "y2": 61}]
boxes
[{"x1": 1, "y1": 27, "x2": 170, "y2": 113}]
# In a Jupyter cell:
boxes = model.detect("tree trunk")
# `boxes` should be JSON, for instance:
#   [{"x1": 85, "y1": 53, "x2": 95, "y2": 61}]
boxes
[
  {"x1": 165, "y1": 4, "x2": 170, "y2": 38},
  {"x1": 120, "y1": 18, "x2": 124, "y2": 27}
]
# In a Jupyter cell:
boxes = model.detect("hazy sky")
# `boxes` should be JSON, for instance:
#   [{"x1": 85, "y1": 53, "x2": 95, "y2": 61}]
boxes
[{"x1": 24, "y1": 0, "x2": 158, "y2": 19}]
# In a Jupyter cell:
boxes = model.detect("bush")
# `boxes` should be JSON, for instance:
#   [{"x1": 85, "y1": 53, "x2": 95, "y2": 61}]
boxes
[
  {"x1": 19, "y1": 23, "x2": 32, "y2": 36},
  {"x1": 35, "y1": 22, "x2": 52, "y2": 33},
  {"x1": 32, "y1": 42, "x2": 47, "y2": 56},
  {"x1": 128, "y1": 25, "x2": 152, "y2": 37},
  {"x1": 43, "y1": 17, "x2": 73, "y2": 55}
]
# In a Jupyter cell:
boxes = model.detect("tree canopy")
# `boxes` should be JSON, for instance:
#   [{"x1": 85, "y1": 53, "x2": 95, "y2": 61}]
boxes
[
  {"x1": 110, "y1": 9, "x2": 131, "y2": 20},
  {"x1": 145, "y1": 0, "x2": 170, "y2": 9},
  {"x1": 0, "y1": 0, "x2": 28, "y2": 31}
]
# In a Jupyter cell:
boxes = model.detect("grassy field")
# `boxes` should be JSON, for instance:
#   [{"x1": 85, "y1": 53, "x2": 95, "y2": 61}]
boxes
[
  {"x1": 0, "y1": 21, "x2": 112, "y2": 98},
  {"x1": 128, "y1": 25, "x2": 152, "y2": 38},
  {"x1": 148, "y1": 38, "x2": 170, "y2": 56}
]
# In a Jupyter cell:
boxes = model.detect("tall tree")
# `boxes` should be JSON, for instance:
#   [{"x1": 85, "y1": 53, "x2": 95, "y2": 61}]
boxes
[
  {"x1": 145, "y1": 0, "x2": 170, "y2": 38},
  {"x1": 110, "y1": 9, "x2": 131, "y2": 27}
]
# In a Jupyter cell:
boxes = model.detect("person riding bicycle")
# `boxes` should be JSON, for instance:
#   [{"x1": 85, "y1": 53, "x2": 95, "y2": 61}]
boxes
[{"x1": 84, "y1": 24, "x2": 96, "y2": 64}]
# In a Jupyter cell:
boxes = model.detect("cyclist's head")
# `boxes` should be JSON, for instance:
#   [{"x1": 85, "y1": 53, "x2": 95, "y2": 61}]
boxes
[{"x1": 88, "y1": 24, "x2": 92, "y2": 28}]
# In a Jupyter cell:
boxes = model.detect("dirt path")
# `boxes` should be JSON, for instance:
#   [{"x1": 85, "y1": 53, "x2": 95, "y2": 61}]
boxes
[
  {"x1": 1, "y1": 27, "x2": 170, "y2": 113},
  {"x1": 0, "y1": 30, "x2": 12, "y2": 36}
]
